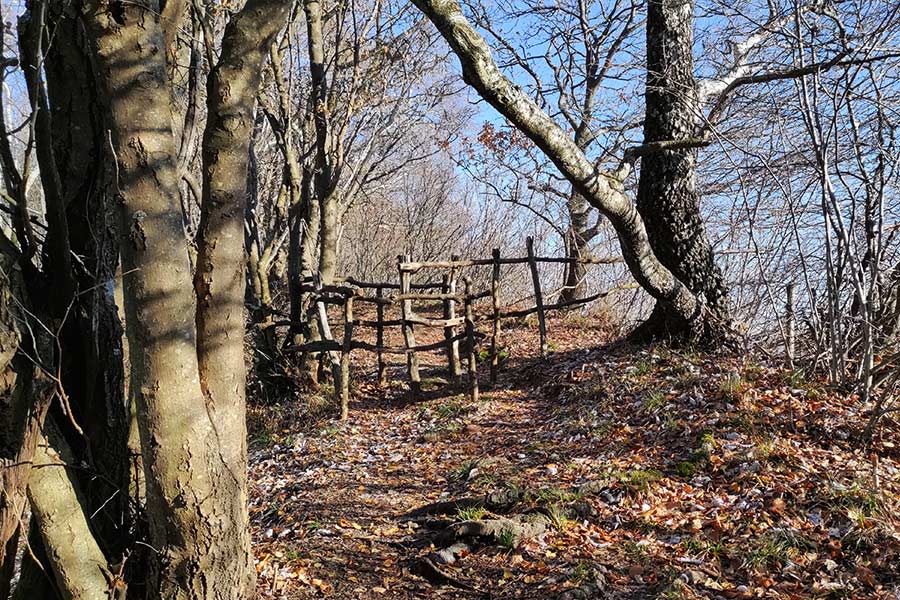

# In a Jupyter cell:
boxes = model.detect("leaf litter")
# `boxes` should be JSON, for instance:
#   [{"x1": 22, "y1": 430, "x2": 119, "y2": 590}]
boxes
[{"x1": 249, "y1": 312, "x2": 900, "y2": 599}]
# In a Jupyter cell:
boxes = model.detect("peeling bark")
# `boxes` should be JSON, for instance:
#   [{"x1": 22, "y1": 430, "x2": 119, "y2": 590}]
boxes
[
  {"x1": 42, "y1": 1, "x2": 130, "y2": 551},
  {"x1": 560, "y1": 191, "x2": 593, "y2": 303}
]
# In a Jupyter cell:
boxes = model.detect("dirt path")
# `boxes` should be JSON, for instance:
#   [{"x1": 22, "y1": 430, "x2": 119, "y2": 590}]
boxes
[{"x1": 249, "y1": 316, "x2": 900, "y2": 599}]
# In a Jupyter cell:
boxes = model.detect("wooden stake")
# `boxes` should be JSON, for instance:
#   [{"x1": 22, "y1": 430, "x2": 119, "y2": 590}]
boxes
[
  {"x1": 313, "y1": 292, "x2": 342, "y2": 388},
  {"x1": 443, "y1": 265, "x2": 462, "y2": 378},
  {"x1": 526, "y1": 236, "x2": 548, "y2": 358},
  {"x1": 399, "y1": 254, "x2": 420, "y2": 392},
  {"x1": 340, "y1": 296, "x2": 353, "y2": 420},
  {"x1": 376, "y1": 286, "x2": 386, "y2": 386},
  {"x1": 785, "y1": 283, "x2": 795, "y2": 369},
  {"x1": 463, "y1": 277, "x2": 479, "y2": 402},
  {"x1": 490, "y1": 247, "x2": 501, "y2": 384}
]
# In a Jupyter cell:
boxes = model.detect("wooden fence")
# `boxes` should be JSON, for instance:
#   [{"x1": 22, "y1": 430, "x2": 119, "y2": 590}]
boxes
[{"x1": 289, "y1": 237, "x2": 625, "y2": 419}]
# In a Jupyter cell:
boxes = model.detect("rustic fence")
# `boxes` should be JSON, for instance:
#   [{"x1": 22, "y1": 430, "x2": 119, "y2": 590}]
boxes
[{"x1": 289, "y1": 237, "x2": 625, "y2": 419}]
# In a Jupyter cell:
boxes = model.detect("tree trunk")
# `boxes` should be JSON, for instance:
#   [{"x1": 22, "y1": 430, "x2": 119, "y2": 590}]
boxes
[
  {"x1": 412, "y1": 0, "x2": 702, "y2": 330},
  {"x1": 27, "y1": 427, "x2": 113, "y2": 600},
  {"x1": 297, "y1": 0, "x2": 340, "y2": 385},
  {"x1": 318, "y1": 192, "x2": 340, "y2": 285},
  {"x1": 194, "y1": 2, "x2": 290, "y2": 594},
  {"x1": 559, "y1": 191, "x2": 592, "y2": 303},
  {"x1": 0, "y1": 259, "x2": 54, "y2": 597},
  {"x1": 633, "y1": 0, "x2": 730, "y2": 340},
  {"x1": 42, "y1": 3, "x2": 131, "y2": 553},
  {"x1": 81, "y1": 2, "x2": 286, "y2": 596},
  {"x1": 288, "y1": 177, "x2": 320, "y2": 347}
]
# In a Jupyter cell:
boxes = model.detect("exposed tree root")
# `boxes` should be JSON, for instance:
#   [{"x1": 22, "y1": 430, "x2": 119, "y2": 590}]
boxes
[
  {"x1": 402, "y1": 487, "x2": 524, "y2": 519},
  {"x1": 409, "y1": 555, "x2": 477, "y2": 590},
  {"x1": 402, "y1": 483, "x2": 612, "y2": 589},
  {"x1": 435, "y1": 514, "x2": 550, "y2": 547}
]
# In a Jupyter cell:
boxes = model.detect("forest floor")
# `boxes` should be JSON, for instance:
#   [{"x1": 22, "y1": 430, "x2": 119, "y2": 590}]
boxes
[{"x1": 247, "y1": 310, "x2": 900, "y2": 599}]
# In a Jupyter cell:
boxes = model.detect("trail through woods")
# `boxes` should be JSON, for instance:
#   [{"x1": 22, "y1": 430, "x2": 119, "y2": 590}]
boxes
[{"x1": 249, "y1": 313, "x2": 900, "y2": 599}]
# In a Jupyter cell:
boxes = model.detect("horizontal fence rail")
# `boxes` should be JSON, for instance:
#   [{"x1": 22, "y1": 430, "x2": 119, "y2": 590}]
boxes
[{"x1": 289, "y1": 238, "x2": 631, "y2": 418}]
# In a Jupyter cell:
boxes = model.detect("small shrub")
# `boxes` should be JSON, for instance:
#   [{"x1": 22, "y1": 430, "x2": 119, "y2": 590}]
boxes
[
  {"x1": 622, "y1": 540, "x2": 649, "y2": 562},
  {"x1": 547, "y1": 503, "x2": 570, "y2": 530},
  {"x1": 827, "y1": 480, "x2": 880, "y2": 515},
  {"x1": 718, "y1": 373, "x2": 747, "y2": 401},
  {"x1": 642, "y1": 390, "x2": 668, "y2": 412},
  {"x1": 675, "y1": 461, "x2": 698, "y2": 478},
  {"x1": 569, "y1": 561, "x2": 595, "y2": 585},
  {"x1": 456, "y1": 505, "x2": 486, "y2": 521},
  {"x1": 449, "y1": 459, "x2": 480, "y2": 482},
  {"x1": 634, "y1": 360, "x2": 653, "y2": 376},
  {"x1": 435, "y1": 398, "x2": 468, "y2": 418},
  {"x1": 744, "y1": 530, "x2": 811, "y2": 569},
  {"x1": 497, "y1": 526, "x2": 517, "y2": 550},
  {"x1": 745, "y1": 534, "x2": 790, "y2": 569},
  {"x1": 683, "y1": 537, "x2": 725, "y2": 561}
]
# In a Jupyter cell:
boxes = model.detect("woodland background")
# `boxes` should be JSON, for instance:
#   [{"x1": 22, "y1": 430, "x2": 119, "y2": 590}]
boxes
[{"x1": 0, "y1": 0, "x2": 897, "y2": 598}]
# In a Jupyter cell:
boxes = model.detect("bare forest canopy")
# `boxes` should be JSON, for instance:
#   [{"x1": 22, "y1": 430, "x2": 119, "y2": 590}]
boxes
[{"x1": 0, "y1": 0, "x2": 898, "y2": 598}]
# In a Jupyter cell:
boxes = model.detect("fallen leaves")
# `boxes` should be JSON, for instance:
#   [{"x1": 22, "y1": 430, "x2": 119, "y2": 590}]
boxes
[{"x1": 247, "y1": 313, "x2": 900, "y2": 599}]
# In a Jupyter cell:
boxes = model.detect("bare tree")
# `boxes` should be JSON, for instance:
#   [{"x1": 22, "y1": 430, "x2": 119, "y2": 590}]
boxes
[
  {"x1": 0, "y1": 0, "x2": 291, "y2": 597},
  {"x1": 412, "y1": 0, "x2": 713, "y2": 339}
]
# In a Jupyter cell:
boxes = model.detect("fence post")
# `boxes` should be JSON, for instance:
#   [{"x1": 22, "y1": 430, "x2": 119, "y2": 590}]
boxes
[
  {"x1": 490, "y1": 247, "x2": 501, "y2": 384},
  {"x1": 785, "y1": 283, "x2": 795, "y2": 369},
  {"x1": 525, "y1": 236, "x2": 548, "y2": 358},
  {"x1": 450, "y1": 255, "x2": 462, "y2": 377},
  {"x1": 311, "y1": 274, "x2": 342, "y2": 389},
  {"x1": 340, "y1": 296, "x2": 354, "y2": 420},
  {"x1": 398, "y1": 254, "x2": 421, "y2": 392},
  {"x1": 443, "y1": 261, "x2": 462, "y2": 378},
  {"x1": 463, "y1": 277, "x2": 479, "y2": 402},
  {"x1": 375, "y1": 286, "x2": 386, "y2": 386}
]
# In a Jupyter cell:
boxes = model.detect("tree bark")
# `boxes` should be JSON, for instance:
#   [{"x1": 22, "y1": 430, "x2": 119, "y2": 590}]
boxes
[
  {"x1": 27, "y1": 427, "x2": 114, "y2": 600},
  {"x1": 0, "y1": 260, "x2": 54, "y2": 597},
  {"x1": 42, "y1": 2, "x2": 130, "y2": 553},
  {"x1": 297, "y1": 0, "x2": 340, "y2": 384},
  {"x1": 305, "y1": 0, "x2": 340, "y2": 287},
  {"x1": 559, "y1": 191, "x2": 592, "y2": 303},
  {"x1": 633, "y1": 0, "x2": 730, "y2": 340},
  {"x1": 81, "y1": 1, "x2": 286, "y2": 596},
  {"x1": 194, "y1": 1, "x2": 291, "y2": 595},
  {"x1": 411, "y1": 0, "x2": 701, "y2": 329}
]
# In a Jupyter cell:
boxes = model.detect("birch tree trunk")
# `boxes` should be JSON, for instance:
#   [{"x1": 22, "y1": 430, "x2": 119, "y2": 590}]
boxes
[{"x1": 560, "y1": 191, "x2": 592, "y2": 303}]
